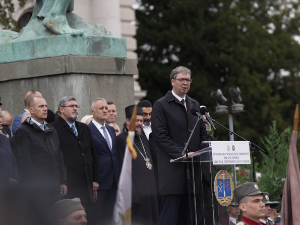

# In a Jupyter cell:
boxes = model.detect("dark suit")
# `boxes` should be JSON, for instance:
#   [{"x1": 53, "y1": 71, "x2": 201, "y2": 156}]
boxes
[
  {"x1": 51, "y1": 117, "x2": 99, "y2": 205},
  {"x1": 151, "y1": 90, "x2": 209, "y2": 225},
  {"x1": 12, "y1": 109, "x2": 26, "y2": 135},
  {"x1": 88, "y1": 121, "x2": 119, "y2": 224}
]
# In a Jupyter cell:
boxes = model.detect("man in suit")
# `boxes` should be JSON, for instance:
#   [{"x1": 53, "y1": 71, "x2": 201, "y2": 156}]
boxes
[
  {"x1": 51, "y1": 96, "x2": 99, "y2": 221},
  {"x1": 151, "y1": 66, "x2": 209, "y2": 224},
  {"x1": 12, "y1": 90, "x2": 42, "y2": 135},
  {"x1": 88, "y1": 98, "x2": 119, "y2": 224}
]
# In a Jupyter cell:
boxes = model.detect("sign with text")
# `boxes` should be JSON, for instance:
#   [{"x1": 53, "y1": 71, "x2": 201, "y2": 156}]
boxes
[{"x1": 211, "y1": 141, "x2": 251, "y2": 165}]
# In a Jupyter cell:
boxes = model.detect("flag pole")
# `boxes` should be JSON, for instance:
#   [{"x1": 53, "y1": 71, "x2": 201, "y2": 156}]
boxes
[
  {"x1": 123, "y1": 105, "x2": 137, "y2": 225},
  {"x1": 293, "y1": 104, "x2": 299, "y2": 132},
  {"x1": 130, "y1": 105, "x2": 137, "y2": 131}
]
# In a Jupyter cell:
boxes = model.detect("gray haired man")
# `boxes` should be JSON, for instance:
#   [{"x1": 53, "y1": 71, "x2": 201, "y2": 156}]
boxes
[{"x1": 51, "y1": 96, "x2": 99, "y2": 221}]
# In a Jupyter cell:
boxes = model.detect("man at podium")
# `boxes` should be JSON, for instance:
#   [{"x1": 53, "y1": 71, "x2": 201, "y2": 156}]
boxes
[{"x1": 152, "y1": 66, "x2": 209, "y2": 224}]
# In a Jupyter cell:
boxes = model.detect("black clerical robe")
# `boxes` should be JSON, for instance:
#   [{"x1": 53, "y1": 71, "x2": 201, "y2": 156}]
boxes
[{"x1": 117, "y1": 130, "x2": 159, "y2": 225}]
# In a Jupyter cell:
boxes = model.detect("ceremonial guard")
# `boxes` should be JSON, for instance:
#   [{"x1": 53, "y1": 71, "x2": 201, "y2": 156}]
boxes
[{"x1": 234, "y1": 182, "x2": 265, "y2": 225}]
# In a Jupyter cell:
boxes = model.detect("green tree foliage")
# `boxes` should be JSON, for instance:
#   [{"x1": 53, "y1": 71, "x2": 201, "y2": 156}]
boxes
[
  {"x1": 258, "y1": 121, "x2": 300, "y2": 202},
  {"x1": 0, "y1": 0, "x2": 26, "y2": 29},
  {"x1": 136, "y1": 0, "x2": 300, "y2": 158},
  {"x1": 236, "y1": 121, "x2": 300, "y2": 203}
]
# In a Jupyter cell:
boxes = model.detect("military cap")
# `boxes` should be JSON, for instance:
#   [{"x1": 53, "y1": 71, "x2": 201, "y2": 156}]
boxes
[
  {"x1": 233, "y1": 182, "x2": 263, "y2": 203},
  {"x1": 263, "y1": 192, "x2": 272, "y2": 205},
  {"x1": 229, "y1": 197, "x2": 238, "y2": 206},
  {"x1": 52, "y1": 198, "x2": 85, "y2": 219},
  {"x1": 125, "y1": 105, "x2": 143, "y2": 119},
  {"x1": 269, "y1": 201, "x2": 280, "y2": 209}
]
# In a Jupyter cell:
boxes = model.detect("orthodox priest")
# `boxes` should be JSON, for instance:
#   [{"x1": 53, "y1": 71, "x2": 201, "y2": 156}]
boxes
[{"x1": 117, "y1": 105, "x2": 159, "y2": 225}]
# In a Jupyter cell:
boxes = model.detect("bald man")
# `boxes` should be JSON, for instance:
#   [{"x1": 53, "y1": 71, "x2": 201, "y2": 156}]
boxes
[
  {"x1": 1, "y1": 110, "x2": 13, "y2": 137},
  {"x1": 12, "y1": 90, "x2": 42, "y2": 135}
]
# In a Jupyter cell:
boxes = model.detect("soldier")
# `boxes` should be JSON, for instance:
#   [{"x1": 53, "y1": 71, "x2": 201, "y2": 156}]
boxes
[
  {"x1": 234, "y1": 182, "x2": 265, "y2": 225},
  {"x1": 228, "y1": 198, "x2": 240, "y2": 225},
  {"x1": 260, "y1": 193, "x2": 280, "y2": 225}
]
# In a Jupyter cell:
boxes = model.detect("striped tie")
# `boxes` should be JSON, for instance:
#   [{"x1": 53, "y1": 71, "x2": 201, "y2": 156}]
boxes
[{"x1": 72, "y1": 124, "x2": 78, "y2": 137}]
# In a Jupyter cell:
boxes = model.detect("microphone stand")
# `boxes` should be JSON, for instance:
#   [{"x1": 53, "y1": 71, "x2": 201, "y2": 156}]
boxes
[
  {"x1": 211, "y1": 119, "x2": 265, "y2": 182},
  {"x1": 181, "y1": 114, "x2": 204, "y2": 225}
]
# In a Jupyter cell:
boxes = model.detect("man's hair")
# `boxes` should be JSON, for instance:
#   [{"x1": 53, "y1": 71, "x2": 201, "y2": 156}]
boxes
[
  {"x1": 24, "y1": 90, "x2": 41, "y2": 107},
  {"x1": 58, "y1": 96, "x2": 77, "y2": 111},
  {"x1": 28, "y1": 97, "x2": 43, "y2": 108},
  {"x1": 90, "y1": 98, "x2": 107, "y2": 111},
  {"x1": 170, "y1": 66, "x2": 191, "y2": 81},
  {"x1": 138, "y1": 100, "x2": 152, "y2": 108},
  {"x1": 107, "y1": 101, "x2": 114, "y2": 105},
  {"x1": 239, "y1": 196, "x2": 249, "y2": 204}
]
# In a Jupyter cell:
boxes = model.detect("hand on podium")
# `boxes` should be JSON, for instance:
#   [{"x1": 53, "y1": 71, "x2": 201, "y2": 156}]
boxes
[{"x1": 182, "y1": 152, "x2": 195, "y2": 160}]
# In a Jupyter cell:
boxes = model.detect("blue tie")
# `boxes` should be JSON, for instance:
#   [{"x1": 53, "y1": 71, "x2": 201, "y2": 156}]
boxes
[
  {"x1": 72, "y1": 124, "x2": 78, "y2": 137},
  {"x1": 101, "y1": 126, "x2": 112, "y2": 150},
  {"x1": 181, "y1": 99, "x2": 186, "y2": 111}
]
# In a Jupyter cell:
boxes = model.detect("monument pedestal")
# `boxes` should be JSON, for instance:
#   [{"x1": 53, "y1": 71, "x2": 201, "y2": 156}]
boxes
[{"x1": 0, "y1": 55, "x2": 137, "y2": 127}]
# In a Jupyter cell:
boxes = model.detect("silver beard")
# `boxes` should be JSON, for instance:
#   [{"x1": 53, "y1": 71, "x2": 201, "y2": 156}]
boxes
[
  {"x1": 68, "y1": 113, "x2": 78, "y2": 122},
  {"x1": 135, "y1": 128, "x2": 142, "y2": 136}
]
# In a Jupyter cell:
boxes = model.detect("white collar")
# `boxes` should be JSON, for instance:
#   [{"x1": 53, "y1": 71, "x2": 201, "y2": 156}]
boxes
[
  {"x1": 30, "y1": 117, "x2": 45, "y2": 127},
  {"x1": 172, "y1": 90, "x2": 186, "y2": 102},
  {"x1": 229, "y1": 217, "x2": 236, "y2": 224},
  {"x1": 92, "y1": 119, "x2": 106, "y2": 129}
]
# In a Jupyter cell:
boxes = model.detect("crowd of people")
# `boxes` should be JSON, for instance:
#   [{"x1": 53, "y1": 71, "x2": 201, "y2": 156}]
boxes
[{"x1": 0, "y1": 66, "x2": 281, "y2": 225}]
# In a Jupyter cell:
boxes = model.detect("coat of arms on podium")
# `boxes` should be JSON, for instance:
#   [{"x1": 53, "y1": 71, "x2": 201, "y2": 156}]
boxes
[{"x1": 214, "y1": 170, "x2": 234, "y2": 206}]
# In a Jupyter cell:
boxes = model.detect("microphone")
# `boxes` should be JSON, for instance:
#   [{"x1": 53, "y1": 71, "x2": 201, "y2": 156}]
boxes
[
  {"x1": 200, "y1": 106, "x2": 216, "y2": 130},
  {"x1": 191, "y1": 108, "x2": 209, "y2": 125}
]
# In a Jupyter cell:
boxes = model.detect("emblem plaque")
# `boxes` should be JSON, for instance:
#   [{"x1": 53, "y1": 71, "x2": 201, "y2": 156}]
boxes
[{"x1": 214, "y1": 170, "x2": 234, "y2": 206}]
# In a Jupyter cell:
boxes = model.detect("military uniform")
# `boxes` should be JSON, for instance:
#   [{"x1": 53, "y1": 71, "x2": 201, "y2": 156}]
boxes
[{"x1": 234, "y1": 182, "x2": 264, "y2": 225}]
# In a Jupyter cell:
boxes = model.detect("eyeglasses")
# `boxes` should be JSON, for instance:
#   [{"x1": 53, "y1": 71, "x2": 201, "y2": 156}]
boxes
[
  {"x1": 174, "y1": 78, "x2": 193, "y2": 84},
  {"x1": 63, "y1": 105, "x2": 80, "y2": 109}
]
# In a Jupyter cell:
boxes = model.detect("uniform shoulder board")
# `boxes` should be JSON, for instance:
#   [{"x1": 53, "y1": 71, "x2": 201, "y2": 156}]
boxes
[{"x1": 236, "y1": 222, "x2": 244, "y2": 225}]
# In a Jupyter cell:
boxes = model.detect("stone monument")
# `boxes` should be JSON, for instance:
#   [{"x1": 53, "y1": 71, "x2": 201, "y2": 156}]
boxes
[{"x1": 0, "y1": 0, "x2": 137, "y2": 126}]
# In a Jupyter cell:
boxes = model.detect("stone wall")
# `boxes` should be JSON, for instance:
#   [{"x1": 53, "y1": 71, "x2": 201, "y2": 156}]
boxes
[{"x1": 0, "y1": 55, "x2": 137, "y2": 127}]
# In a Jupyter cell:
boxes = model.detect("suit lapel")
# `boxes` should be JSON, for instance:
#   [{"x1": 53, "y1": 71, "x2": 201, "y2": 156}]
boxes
[
  {"x1": 89, "y1": 122, "x2": 111, "y2": 153},
  {"x1": 58, "y1": 117, "x2": 78, "y2": 139},
  {"x1": 76, "y1": 122, "x2": 84, "y2": 139},
  {"x1": 186, "y1": 96, "x2": 194, "y2": 121}
]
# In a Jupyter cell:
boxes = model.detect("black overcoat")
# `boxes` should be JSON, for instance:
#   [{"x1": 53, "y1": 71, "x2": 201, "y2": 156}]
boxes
[
  {"x1": 51, "y1": 117, "x2": 99, "y2": 204},
  {"x1": 151, "y1": 91, "x2": 209, "y2": 195},
  {"x1": 10, "y1": 118, "x2": 66, "y2": 192}
]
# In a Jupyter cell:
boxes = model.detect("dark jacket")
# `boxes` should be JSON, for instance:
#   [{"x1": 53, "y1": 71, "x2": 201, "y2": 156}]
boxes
[
  {"x1": 51, "y1": 117, "x2": 99, "y2": 203},
  {"x1": 151, "y1": 91, "x2": 209, "y2": 195},
  {"x1": 0, "y1": 133, "x2": 18, "y2": 186},
  {"x1": 2, "y1": 125, "x2": 11, "y2": 137},
  {"x1": 10, "y1": 117, "x2": 66, "y2": 192},
  {"x1": 88, "y1": 122, "x2": 119, "y2": 191}
]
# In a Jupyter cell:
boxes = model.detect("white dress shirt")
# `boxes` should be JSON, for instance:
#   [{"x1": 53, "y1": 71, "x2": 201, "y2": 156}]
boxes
[
  {"x1": 143, "y1": 122, "x2": 152, "y2": 140},
  {"x1": 172, "y1": 90, "x2": 187, "y2": 110},
  {"x1": 92, "y1": 119, "x2": 112, "y2": 148}
]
